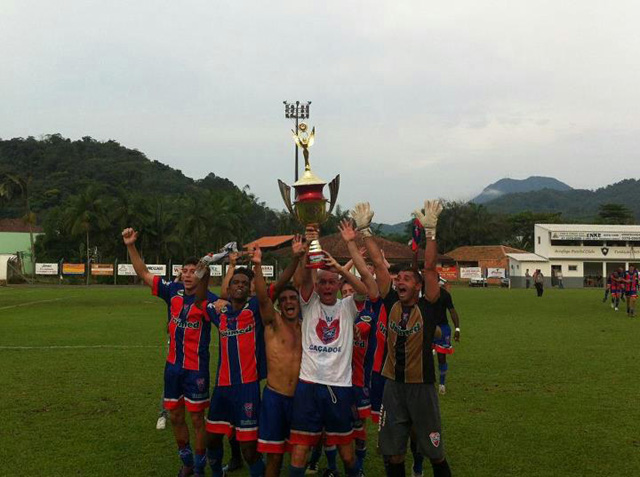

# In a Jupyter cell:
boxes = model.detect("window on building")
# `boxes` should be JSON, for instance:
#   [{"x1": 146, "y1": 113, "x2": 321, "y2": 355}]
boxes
[
  {"x1": 583, "y1": 240, "x2": 604, "y2": 247},
  {"x1": 537, "y1": 236, "x2": 541, "y2": 245},
  {"x1": 551, "y1": 240, "x2": 582, "y2": 247},
  {"x1": 629, "y1": 241, "x2": 640, "y2": 248},
  {"x1": 606, "y1": 240, "x2": 627, "y2": 247},
  {"x1": 568, "y1": 265, "x2": 578, "y2": 271}
]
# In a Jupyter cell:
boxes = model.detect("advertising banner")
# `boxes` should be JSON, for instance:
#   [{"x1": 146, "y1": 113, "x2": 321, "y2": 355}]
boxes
[
  {"x1": 172, "y1": 264, "x2": 182, "y2": 276},
  {"x1": 172, "y1": 264, "x2": 223, "y2": 277},
  {"x1": 550, "y1": 231, "x2": 640, "y2": 241},
  {"x1": 261, "y1": 265, "x2": 274, "y2": 277},
  {"x1": 436, "y1": 266, "x2": 457, "y2": 280},
  {"x1": 91, "y1": 264, "x2": 114, "y2": 276},
  {"x1": 460, "y1": 267, "x2": 482, "y2": 279},
  {"x1": 62, "y1": 263, "x2": 85, "y2": 275},
  {"x1": 147, "y1": 264, "x2": 167, "y2": 276},
  {"x1": 487, "y1": 267, "x2": 506, "y2": 279},
  {"x1": 117, "y1": 264, "x2": 136, "y2": 276},
  {"x1": 36, "y1": 263, "x2": 59, "y2": 275}
]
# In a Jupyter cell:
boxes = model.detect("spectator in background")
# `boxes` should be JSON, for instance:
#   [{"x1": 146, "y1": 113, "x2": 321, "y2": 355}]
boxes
[
  {"x1": 525, "y1": 269, "x2": 531, "y2": 289},
  {"x1": 556, "y1": 270, "x2": 564, "y2": 289},
  {"x1": 534, "y1": 269, "x2": 544, "y2": 297}
]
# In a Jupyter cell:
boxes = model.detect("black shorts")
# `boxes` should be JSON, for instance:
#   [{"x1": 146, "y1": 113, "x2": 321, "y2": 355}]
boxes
[{"x1": 378, "y1": 379, "x2": 445, "y2": 460}]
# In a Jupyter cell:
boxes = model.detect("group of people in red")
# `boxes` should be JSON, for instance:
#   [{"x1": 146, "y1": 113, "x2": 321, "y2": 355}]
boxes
[
  {"x1": 123, "y1": 199, "x2": 457, "y2": 477},
  {"x1": 603, "y1": 265, "x2": 639, "y2": 316}
]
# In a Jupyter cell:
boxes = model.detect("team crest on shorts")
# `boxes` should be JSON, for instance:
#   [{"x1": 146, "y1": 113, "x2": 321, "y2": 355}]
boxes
[
  {"x1": 316, "y1": 318, "x2": 340, "y2": 344},
  {"x1": 244, "y1": 402, "x2": 253, "y2": 418},
  {"x1": 429, "y1": 432, "x2": 441, "y2": 448},
  {"x1": 196, "y1": 378, "x2": 206, "y2": 392}
]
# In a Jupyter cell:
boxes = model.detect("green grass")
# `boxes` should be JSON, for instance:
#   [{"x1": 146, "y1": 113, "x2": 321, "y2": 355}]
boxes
[{"x1": 1, "y1": 285, "x2": 639, "y2": 476}]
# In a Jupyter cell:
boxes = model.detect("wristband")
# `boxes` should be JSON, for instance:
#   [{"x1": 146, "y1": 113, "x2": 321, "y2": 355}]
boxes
[
  {"x1": 424, "y1": 226, "x2": 436, "y2": 240},
  {"x1": 455, "y1": 327, "x2": 460, "y2": 332}
]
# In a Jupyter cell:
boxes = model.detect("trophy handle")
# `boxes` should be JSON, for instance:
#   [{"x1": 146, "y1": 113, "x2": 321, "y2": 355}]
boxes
[
  {"x1": 327, "y1": 174, "x2": 340, "y2": 215},
  {"x1": 278, "y1": 179, "x2": 295, "y2": 215}
]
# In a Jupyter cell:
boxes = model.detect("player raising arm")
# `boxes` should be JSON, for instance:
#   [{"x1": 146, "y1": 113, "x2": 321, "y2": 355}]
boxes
[
  {"x1": 252, "y1": 237, "x2": 305, "y2": 477},
  {"x1": 378, "y1": 201, "x2": 452, "y2": 477},
  {"x1": 122, "y1": 227, "x2": 215, "y2": 477}
]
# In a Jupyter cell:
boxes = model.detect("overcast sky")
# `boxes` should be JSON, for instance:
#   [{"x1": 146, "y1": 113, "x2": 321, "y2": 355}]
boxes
[{"x1": 2, "y1": 1, "x2": 640, "y2": 223}]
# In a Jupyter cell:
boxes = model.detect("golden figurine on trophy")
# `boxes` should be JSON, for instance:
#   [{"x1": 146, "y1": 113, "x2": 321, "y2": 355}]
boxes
[{"x1": 278, "y1": 123, "x2": 340, "y2": 268}]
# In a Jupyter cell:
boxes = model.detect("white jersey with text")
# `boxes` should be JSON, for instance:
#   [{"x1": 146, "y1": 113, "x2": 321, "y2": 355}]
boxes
[{"x1": 299, "y1": 291, "x2": 359, "y2": 387}]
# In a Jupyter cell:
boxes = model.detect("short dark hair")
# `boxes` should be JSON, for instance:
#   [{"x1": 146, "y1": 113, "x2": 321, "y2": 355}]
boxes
[
  {"x1": 277, "y1": 284, "x2": 299, "y2": 302},
  {"x1": 397, "y1": 265, "x2": 423, "y2": 284},
  {"x1": 233, "y1": 267, "x2": 254, "y2": 281},
  {"x1": 183, "y1": 257, "x2": 199, "y2": 267}
]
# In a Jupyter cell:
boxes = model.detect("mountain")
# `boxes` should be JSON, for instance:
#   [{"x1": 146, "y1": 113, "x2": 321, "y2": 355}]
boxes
[
  {"x1": 472, "y1": 176, "x2": 573, "y2": 204},
  {"x1": 373, "y1": 221, "x2": 409, "y2": 236},
  {"x1": 484, "y1": 179, "x2": 640, "y2": 220}
]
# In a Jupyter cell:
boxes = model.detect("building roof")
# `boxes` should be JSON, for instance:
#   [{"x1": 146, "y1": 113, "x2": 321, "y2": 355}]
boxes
[
  {"x1": 536, "y1": 223, "x2": 640, "y2": 232},
  {"x1": 243, "y1": 235, "x2": 295, "y2": 250},
  {"x1": 506, "y1": 253, "x2": 549, "y2": 262},
  {"x1": 315, "y1": 234, "x2": 453, "y2": 263},
  {"x1": 447, "y1": 245, "x2": 526, "y2": 262},
  {"x1": 0, "y1": 218, "x2": 43, "y2": 233}
]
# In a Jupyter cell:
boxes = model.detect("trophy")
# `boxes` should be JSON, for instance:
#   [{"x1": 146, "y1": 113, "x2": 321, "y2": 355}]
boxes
[{"x1": 278, "y1": 123, "x2": 340, "y2": 268}]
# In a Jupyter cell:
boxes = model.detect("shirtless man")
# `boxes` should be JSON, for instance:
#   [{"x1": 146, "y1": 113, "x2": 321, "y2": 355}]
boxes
[{"x1": 252, "y1": 238, "x2": 306, "y2": 477}]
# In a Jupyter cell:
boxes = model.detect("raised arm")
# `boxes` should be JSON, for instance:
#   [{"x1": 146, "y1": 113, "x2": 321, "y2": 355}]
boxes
[
  {"x1": 299, "y1": 225, "x2": 318, "y2": 301},
  {"x1": 324, "y1": 251, "x2": 368, "y2": 296},
  {"x1": 122, "y1": 228, "x2": 154, "y2": 287},
  {"x1": 251, "y1": 246, "x2": 276, "y2": 327},
  {"x1": 338, "y1": 218, "x2": 379, "y2": 300},
  {"x1": 350, "y1": 202, "x2": 392, "y2": 297},
  {"x1": 220, "y1": 252, "x2": 239, "y2": 300},
  {"x1": 414, "y1": 200, "x2": 443, "y2": 303},
  {"x1": 272, "y1": 234, "x2": 305, "y2": 299}
]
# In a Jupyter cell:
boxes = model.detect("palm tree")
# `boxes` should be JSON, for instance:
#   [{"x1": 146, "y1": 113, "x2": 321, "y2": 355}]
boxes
[{"x1": 63, "y1": 186, "x2": 110, "y2": 284}]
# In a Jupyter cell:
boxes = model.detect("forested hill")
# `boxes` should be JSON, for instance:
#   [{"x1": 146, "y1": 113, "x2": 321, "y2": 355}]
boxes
[
  {"x1": 472, "y1": 176, "x2": 572, "y2": 204},
  {"x1": 483, "y1": 179, "x2": 640, "y2": 220},
  {"x1": 0, "y1": 134, "x2": 302, "y2": 262}
]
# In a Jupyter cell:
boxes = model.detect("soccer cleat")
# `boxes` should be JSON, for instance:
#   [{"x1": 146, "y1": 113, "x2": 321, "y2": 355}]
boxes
[
  {"x1": 156, "y1": 414, "x2": 167, "y2": 430},
  {"x1": 305, "y1": 462, "x2": 319, "y2": 475},
  {"x1": 615, "y1": 307, "x2": 619, "y2": 311},
  {"x1": 439, "y1": 384, "x2": 446, "y2": 395},
  {"x1": 412, "y1": 470, "x2": 424, "y2": 477},
  {"x1": 223, "y1": 457, "x2": 243, "y2": 473},
  {"x1": 177, "y1": 466, "x2": 194, "y2": 477},
  {"x1": 321, "y1": 469, "x2": 339, "y2": 477},
  {"x1": 611, "y1": 303, "x2": 614, "y2": 308}
]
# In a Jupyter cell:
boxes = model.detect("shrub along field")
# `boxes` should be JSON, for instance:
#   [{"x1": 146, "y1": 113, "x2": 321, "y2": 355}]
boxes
[{"x1": 1, "y1": 285, "x2": 639, "y2": 476}]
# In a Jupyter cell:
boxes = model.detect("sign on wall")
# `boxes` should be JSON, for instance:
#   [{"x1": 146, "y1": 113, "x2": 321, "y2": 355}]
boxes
[
  {"x1": 171, "y1": 264, "x2": 223, "y2": 277},
  {"x1": 62, "y1": 263, "x2": 85, "y2": 275},
  {"x1": 550, "y1": 231, "x2": 640, "y2": 241},
  {"x1": 36, "y1": 263, "x2": 59, "y2": 275},
  {"x1": 436, "y1": 266, "x2": 457, "y2": 280},
  {"x1": 460, "y1": 267, "x2": 482, "y2": 279},
  {"x1": 487, "y1": 268, "x2": 506, "y2": 279}
]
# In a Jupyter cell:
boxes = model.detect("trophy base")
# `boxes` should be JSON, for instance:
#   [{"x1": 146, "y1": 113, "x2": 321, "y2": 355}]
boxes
[{"x1": 307, "y1": 250, "x2": 326, "y2": 269}]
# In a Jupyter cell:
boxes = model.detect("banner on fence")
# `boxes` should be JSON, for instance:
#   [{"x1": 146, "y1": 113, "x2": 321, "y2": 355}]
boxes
[
  {"x1": 261, "y1": 265, "x2": 274, "y2": 277},
  {"x1": 172, "y1": 264, "x2": 223, "y2": 277},
  {"x1": 117, "y1": 264, "x2": 136, "y2": 276},
  {"x1": 91, "y1": 263, "x2": 114, "y2": 276},
  {"x1": 436, "y1": 266, "x2": 457, "y2": 280},
  {"x1": 63, "y1": 263, "x2": 85, "y2": 275},
  {"x1": 487, "y1": 267, "x2": 506, "y2": 279},
  {"x1": 460, "y1": 267, "x2": 482, "y2": 279},
  {"x1": 36, "y1": 263, "x2": 59, "y2": 275},
  {"x1": 147, "y1": 264, "x2": 166, "y2": 276}
]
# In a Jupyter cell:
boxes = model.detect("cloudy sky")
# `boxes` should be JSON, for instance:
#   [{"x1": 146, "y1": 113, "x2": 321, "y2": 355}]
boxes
[{"x1": 2, "y1": 1, "x2": 639, "y2": 222}]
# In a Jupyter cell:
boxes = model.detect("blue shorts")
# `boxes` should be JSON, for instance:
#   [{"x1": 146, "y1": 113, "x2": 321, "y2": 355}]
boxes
[
  {"x1": 163, "y1": 363, "x2": 209, "y2": 412},
  {"x1": 289, "y1": 381, "x2": 356, "y2": 447},
  {"x1": 370, "y1": 371, "x2": 385, "y2": 423},
  {"x1": 433, "y1": 323, "x2": 454, "y2": 354},
  {"x1": 206, "y1": 381, "x2": 260, "y2": 441},
  {"x1": 257, "y1": 387, "x2": 294, "y2": 454}
]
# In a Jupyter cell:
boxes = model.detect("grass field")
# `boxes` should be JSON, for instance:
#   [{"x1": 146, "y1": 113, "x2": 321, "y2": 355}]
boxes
[{"x1": 1, "y1": 285, "x2": 639, "y2": 476}]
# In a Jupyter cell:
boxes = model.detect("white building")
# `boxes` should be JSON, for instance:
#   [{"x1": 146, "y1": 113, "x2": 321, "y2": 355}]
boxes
[{"x1": 508, "y1": 223, "x2": 640, "y2": 288}]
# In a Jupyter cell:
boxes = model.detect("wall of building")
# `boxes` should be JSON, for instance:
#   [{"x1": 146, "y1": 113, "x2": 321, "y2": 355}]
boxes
[{"x1": 0, "y1": 232, "x2": 37, "y2": 273}]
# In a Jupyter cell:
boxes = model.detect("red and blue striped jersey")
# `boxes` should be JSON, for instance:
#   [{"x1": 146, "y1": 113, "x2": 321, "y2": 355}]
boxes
[
  {"x1": 206, "y1": 296, "x2": 266, "y2": 387},
  {"x1": 352, "y1": 297, "x2": 385, "y2": 388},
  {"x1": 372, "y1": 299, "x2": 389, "y2": 375},
  {"x1": 152, "y1": 276, "x2": 218, "y2": 372},
  {"x1": 625, "y1": 269, "x2": 639, "y2": 293}
]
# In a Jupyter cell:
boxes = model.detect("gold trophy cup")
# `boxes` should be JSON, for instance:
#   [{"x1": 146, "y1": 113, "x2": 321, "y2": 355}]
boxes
[{"x1": 278, "y1": 123, "x2": 340, "y2": 268}]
